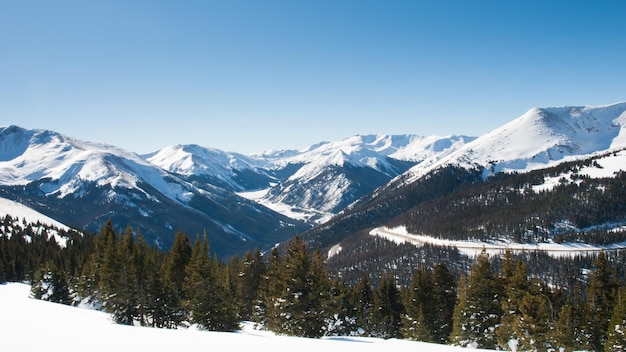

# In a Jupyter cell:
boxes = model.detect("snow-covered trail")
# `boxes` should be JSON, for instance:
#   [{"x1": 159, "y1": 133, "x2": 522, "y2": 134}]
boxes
[{"x1": 370, "y1": 226, "x2": 626, "y2": 257}]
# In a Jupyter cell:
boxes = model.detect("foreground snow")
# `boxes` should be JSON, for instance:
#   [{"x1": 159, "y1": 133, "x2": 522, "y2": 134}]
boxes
[{"x1": 0, "y1": 283, "x2": 494, "y2": 352}]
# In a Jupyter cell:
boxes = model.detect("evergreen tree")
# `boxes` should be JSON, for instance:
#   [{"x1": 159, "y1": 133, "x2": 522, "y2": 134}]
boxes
[
  {"x1": 606, "y1": 287, "x2": 626, "y2": 352},
  {"x1": 497, "y1": 259, "x2": 530, "y2": 350},
  {"x1": 326, "y1": 274, "x2": 358, "y2": 336},
  {"x1": 513, "y1": 290, "x2": 555, "y2": 351},
  {"x1": 350, "y1": 271, "x2": 375, "y2": 336},
  {"x1": 587, "y1": 251, "x2": 619, "y2": 351},
  {"x1": 450, "y1": 251, "x2": 502, "y2": 349},
  {"x1": 554, "y1": 283, "x2": 592, "y2": 351},
  {"x1": 106, "y1": 226, "x2": 140, "y2": 325},
  {"x1": 162, "y1": 230, "x2": 191, "y2": 326},
  {"x1": 264, "y1": 237, "x2": 332, "y2": 338},
  {"x1": 164, "y1": 230, "x2": 191, "y2": 296},
  {"x1": 432, "y1": 262, "x2": 457, "y2": 344},
  {"x1": 183, "y1": 234, "x2": 238, "y2": 331},
  {"x1": 401, "y1": 268, "x2": 435, "y2": 342},
  {"x1": 372, "y1": 271, "x2": 404, "y2": 339},
  {"x1": 233, "y1": 249, "x2": 265, "y2": 322}
]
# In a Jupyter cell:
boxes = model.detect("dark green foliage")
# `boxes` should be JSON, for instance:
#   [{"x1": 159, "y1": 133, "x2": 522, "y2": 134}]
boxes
[
  {"x1": 3, "y1": 214, "x2": 626, "y2": 351},
  {"x1": 554, "y1": 283, "x2": 593, "y2": 351},
  {"x1": 450, "y1": 251, "x2": 503, "y2": 349},
  {"x1": 401, "y1": 268, "x2": 436, "y2": 341},
  {"x1": 231, "y1": 248, "x2": 266, "y2": 322},
  {"x1": 264, "y1": 237, "x2": 332, "y2": 338},
  {"x1": 606, "y1": 288, "x2": 626, "y2": 352},
  {"x1": 183, "y1": 234, "x2": 238, "y2": 331},
  {"x1": 372, "y1": 272, "x2": 404, "y2": 339},
  {"x1": 350, "y1": 272, "x2": 375, "y2": 335},
  {"x1": 587, "y1": 251, "x2": 620, "y2": 351}
]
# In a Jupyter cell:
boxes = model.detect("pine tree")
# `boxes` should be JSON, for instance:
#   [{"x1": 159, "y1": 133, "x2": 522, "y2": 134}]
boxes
[
  {"x1": 432, "y1": 262, "x2": 457, "y2": 344},
  {"x1": 372, "y1": 271, "x2": 404, "y2": 339},
  {"x1": 264, "y1": 237, "x2": 331, "y2": 338},
  {"x1": 350, "y1": 271, "x2": 375, "y2": 336},
  {"x1": 554, "y1": 283, "x2": 592, "y2": 351},
  {"x1": 450, "y1": 250, "x2": 502, "y2": 349},
  {"x1": 401, "y1": 268, "x2": 435, "y2": 342},
  {"x1": 326, "y1": 274, "x2": 357, "y2": 336},
  {"x1": 497, "y1": 259, "x2": 530, "y2": 350},
  {"x1": 513, "y1": 290, "x2": 555, "y2": 351},
  {"x1": 162, "y1": 230, "x2": 191, "y2": 326},
  {"x1": 164, "y1": 230, "x2": 191, "y2": 296},
  {"x1": 606, "y1": 287, "x2": 626, "y2": 352},
  {"x1": 183, "y1": 234, "x2": 238, "y2": 331},
  {"x1": 106, "y1": 226, "x2": 140, "y2": 325},
  {"x1": 587, "y1": 251, "x2": 619, "y2": 351},
  {"x1": 233, "y1": 248, "x2": 265, "y2": 322}
]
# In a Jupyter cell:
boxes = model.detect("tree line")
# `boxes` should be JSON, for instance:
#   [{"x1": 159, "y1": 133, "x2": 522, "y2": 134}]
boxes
[{"x1": 2, "y1": 216, "x2": 626, "y2": 351}]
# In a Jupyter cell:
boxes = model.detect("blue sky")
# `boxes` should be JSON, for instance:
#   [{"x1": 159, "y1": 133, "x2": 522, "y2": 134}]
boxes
[{"x1": 1, "y1": 1, "x2": 625, "y2": 154}]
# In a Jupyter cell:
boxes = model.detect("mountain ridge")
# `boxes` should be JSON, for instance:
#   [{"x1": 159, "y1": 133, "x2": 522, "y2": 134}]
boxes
[{"x1": 2, "y1": 101, "x2": 626, "y2": 259}]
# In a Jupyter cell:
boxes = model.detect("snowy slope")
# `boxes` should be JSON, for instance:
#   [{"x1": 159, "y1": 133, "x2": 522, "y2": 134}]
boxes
[
  {"x1": 400, "y1": 102, "x2": 626, "y2": 184},
  {"x1": 0, "y1": 125, "x2": 192, "y2": 203},
  {"x1": 0, "y1": 282, "x2": 493, "y2": 352},
  {"x1": 0, "y1": 126, "x2": 308, "y2": 255},
  {"x1": 0, "y1": 197, "x2": 70, "y2": 231},
  {"x1": 148, "y1": 134, "x2": 473, "y2": 223},
  {"x1": 259, "y1": 134, "x2": 472, "y2": 221},
  {"x1": 145, "y1": 144, "x2": 275, "y2": 192},
  {"x1": 0, "y1": 197, "x2": 74, "y2": 246}
]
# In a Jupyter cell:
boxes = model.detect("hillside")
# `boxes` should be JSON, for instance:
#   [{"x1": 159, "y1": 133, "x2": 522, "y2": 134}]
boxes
[
  {"x1": 0, "y1": 126, "x2": 307, "y2": 257},
  {"x1": 0, "y1": 282, "x2": 492, "y2": 352}
]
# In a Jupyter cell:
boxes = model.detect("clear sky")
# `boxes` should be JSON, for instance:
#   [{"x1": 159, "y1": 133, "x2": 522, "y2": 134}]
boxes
[{"x1": 1, "y1": 1, "x2": 625, "y2": 155}]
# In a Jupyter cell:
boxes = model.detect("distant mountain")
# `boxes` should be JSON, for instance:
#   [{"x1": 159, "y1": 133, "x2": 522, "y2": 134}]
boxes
[
  {"x1": 148, "y1": 134, "x2": 473, "y2": 223},
  {"x1": 299, "y1": 102, "x2": 626, "y2": 267},
  {"x1": 398, "y1": 102, "x2": 626, "y2": 186},
  {"x1": 0, "y1": 126, "x2": 308, "y2": 257},
  {"x1": 3, "y1": 101, "x2": 625, "y2": 264}
]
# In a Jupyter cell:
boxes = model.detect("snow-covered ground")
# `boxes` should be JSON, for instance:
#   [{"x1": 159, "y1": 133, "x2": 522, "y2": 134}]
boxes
[
  {"x1": 0, "y1": 197, "x2": 71, "y2": 246},
  {"x1": 0, "y1": 282, "x2": 494, "y2": 352},
  {"x1": 237, "y1": 188, "x2": 333, "y2": 224},
  {"x1": 370, "y1": 226, "x2": 626, "y2": 258}
]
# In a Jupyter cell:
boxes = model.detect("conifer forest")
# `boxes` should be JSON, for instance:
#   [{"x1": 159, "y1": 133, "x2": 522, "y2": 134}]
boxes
[{"x1": 2, "y1": 216, "x2": 626, "y2": 351}]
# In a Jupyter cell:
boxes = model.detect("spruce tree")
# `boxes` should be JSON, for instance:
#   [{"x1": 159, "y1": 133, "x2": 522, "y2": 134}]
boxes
[
  {"x1": 587, "y1": 251, "x2": 619, "y2": 351},
  {"x1": 496, "y1": 259, "x2": 530, "y2": 350},
  {"x1": 183, "y1": 234, "x2": 238, "y2": 331},
  {"x1": 106, "y1": 226, "x2": 140, "y2": 325},
  {"x1": 162, "y1": 230, "x2": 191, "y2": 326},
  {"x1": 513, "y1": 290, "x2": 555, "y2": 351},
  {"x1": 372, "y1": 271, "x2": 404, "y2": 339},
  {"x1": 554, "y1": 283, "x2": 592, "y2": 351},
  {"x1": 401, "y1": 268, "x2": 435, "y2": 342},
  {"x1": 606, "y1": 287, "x2": 626, "y2": 352},
  {"x1": 350, "y1": 271, "x2": 375, "y2": 336},
  {"x1": 264, "y1": 237, "x2": 331, "y2": 338},
  {"x1": 234, "y1": 249, "x2": 265, "y2": 322},
  {"x1": 450, "y1": 250, "x2": 502, "y2": 349},
  {"x1": 432, "y1": 262, "x2": 457, "y2": 344}
]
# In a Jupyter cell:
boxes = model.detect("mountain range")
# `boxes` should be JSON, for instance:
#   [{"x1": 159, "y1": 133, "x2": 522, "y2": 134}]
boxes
[{"x1": 1, "y1": 102, "x2": 625, "y2": 259}]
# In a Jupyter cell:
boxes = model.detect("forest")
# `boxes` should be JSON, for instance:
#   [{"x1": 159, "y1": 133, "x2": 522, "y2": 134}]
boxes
[{"x1": 1, "y1": 216, "x2": 626, "y2": 351}]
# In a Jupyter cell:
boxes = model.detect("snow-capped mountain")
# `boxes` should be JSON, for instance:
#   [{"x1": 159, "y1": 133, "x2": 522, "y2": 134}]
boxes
[
  {"x1": 148, "y1": 134, "x2": 473, "y2": 223},
  {"x1": 398, "y1": 102, "x2": 626, "y2": 186},
  {"x1": 258, "y1": 134, "x2": 472, "y2": 222},
  {"x1": 0, "y1": 126, "x2": 308, "y2": 256}
]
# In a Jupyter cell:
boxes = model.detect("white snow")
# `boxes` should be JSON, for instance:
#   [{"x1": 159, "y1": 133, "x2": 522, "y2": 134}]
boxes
[
  {"x1": 0, "y1": 197, "x2": 71, "y2": 246},
  {"x1": 370, "y1": 226, "x2": 626, "y2": 258},
  {"x1": 399, "y1": 102, "x2": 626, "y2": 186},
  {"x1": 0, "y1": 126, "x2": 196, "y2": 205},
  {"x1": 0, "y1": 282, "x2": 494, "y2": 352}
]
